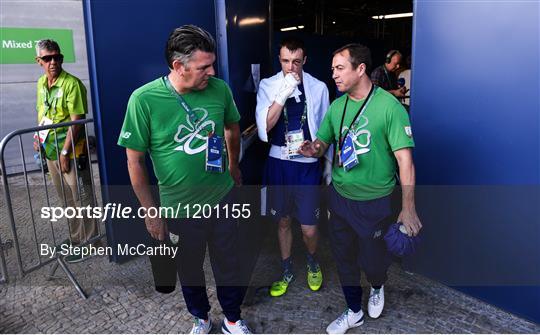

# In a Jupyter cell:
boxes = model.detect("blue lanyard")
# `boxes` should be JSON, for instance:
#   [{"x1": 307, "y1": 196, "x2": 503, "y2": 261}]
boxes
[{"x1": 164, "y1": 76, "x2": 199, "y2": 125}]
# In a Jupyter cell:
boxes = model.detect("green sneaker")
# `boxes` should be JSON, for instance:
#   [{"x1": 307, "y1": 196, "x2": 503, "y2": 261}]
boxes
[
  {"x1": 65, "y1": 246, "x2": 87, "y2": 263},
  {"x1": 307, "y1": 263, "x2": 323, "y2": 291},
  {"x1": 269, "y1": 273, "x2": 294, "y2": 297},
  {"x1": 55, "y1": 238, "x2": 71, "y2": 251}
]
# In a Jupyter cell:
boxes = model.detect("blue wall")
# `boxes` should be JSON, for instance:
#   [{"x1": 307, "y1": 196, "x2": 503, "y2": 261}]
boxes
[
  {"x1": 221, "y1": 0, "x2": 271, "y2": 184},
  {"x1": 224, "y1": 0, "x2": 271, "y2": 129},
  {"x1": 410, "y1": 0, "x2": 540, "y2": 323}
]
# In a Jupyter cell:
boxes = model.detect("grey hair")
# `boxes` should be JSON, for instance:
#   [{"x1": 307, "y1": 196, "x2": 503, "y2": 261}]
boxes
[
  {"x1": 35, "y1": 39, "x2": 61, "y2": 56},
  {"x1": 165, "y1": 25, "x2": 216, "y2": 69}
]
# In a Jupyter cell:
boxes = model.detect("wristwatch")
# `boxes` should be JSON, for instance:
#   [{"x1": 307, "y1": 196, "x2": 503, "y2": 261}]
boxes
[{"x1": 61, "y1": 149, "x2": 69, "y2": 156}]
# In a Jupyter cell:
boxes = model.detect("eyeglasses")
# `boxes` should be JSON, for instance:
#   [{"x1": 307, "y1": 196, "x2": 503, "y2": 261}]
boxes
[{"x1": 38, "y1": 54, "x2": 64, "y2": 63}]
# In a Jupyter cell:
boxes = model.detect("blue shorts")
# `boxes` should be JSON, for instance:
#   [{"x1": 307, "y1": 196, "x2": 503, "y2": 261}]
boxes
[
  {"x1": 328, "y1": 184, "x2": 392, "y2": 239},
  {"x1": 328, "y1": 184, "x2": 393, "y2": 289},
  {"x1": 263, "y1": 157, "x2": 322, "y2": 226}
]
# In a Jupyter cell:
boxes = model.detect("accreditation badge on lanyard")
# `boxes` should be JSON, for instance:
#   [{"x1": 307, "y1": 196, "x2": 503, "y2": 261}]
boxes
[
  {"x1": 206, "y1": 132, "x2": 224, "y2": 173},
  {"x1": 34, "y1": 87, "x2": 59, "y2": 145},
  {"x1": 340, "y1": 133, "x2": 358, "y2": 172},
  {"x1": 337, "y1": 85, "x2": 376, "y2": 172},
  {"x1": 285, "y1": 129, "x2": 304, "y2": 160},
  {"x1": 283, "y1": 101, "x2": 308, "y2": 160},
  {"x1": 164, "y1": 76, "x2": 224, "y2": 173},
  {"x1": 34, "y1": 116, "x2": 53, "y2": 144}
]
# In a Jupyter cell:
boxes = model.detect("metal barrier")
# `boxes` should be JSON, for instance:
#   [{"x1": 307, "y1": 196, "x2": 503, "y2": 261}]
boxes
[{"x1": 0, "y1": 119, "x2": 105, "y2": 298}]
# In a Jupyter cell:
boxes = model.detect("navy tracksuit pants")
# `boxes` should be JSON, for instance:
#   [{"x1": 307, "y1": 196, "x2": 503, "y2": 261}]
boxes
[
  {"x1": 328, "y1": 184, "x2": 393, "y2": 313},
  {"x1": 168, "y1": 191, "x2": 246, "y2": 322}
]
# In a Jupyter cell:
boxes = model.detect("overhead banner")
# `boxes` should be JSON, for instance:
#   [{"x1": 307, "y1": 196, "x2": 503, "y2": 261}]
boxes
[{"x1": 0, "y1": 27, "x2": 75, "y2": 64}]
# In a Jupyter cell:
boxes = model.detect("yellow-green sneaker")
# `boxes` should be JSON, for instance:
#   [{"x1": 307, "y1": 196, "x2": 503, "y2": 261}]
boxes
[
  {"x1": 269, "y1": 273, "x2": 294, "y2": 297},
  {"x1": 307, "y1": 264, "x2": 323, "y2": 291}
]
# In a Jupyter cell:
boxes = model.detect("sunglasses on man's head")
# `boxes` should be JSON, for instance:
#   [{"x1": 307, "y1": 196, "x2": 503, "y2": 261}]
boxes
[{"x1": 38, "y1": 54, "x2": 64, "y2": 63}]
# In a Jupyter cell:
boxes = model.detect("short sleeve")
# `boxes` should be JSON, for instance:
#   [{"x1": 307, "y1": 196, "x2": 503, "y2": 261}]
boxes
[
  {"x1": 316, "y1": 106, "x2": 335, "y2": 145},
  {"x1": 223, "y1": 82, "x2": 241, "y2": 124},
  {"x1": 117, "y1": 93, "x2": 151, "y2": 152},
  {"x1": 65, "y1": 79, "x2": 87, "y2": 116},
  {"x1": 386, "y1": 101, "x2": 415, "y2": 151}
]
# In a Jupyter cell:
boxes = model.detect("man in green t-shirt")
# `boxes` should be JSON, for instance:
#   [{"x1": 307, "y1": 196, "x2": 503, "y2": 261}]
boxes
[
  {"x1": 298, "y1": 44, "x2": 422, "y2": 334},
  {"x1": 117, "y1": 25, "x2": 250, "y2": 334},
  {"x1": 33, "y1": 39, "x2": 98, "y2": 263}
]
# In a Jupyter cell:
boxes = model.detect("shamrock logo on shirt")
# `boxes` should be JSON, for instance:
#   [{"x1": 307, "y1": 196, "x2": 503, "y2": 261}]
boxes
[
  {"x1": 173, "y1": 107, "x2": 216, "y2": 155},
  {"x1": 342, "y1": 115, "x2": 371, "y2": 156}
]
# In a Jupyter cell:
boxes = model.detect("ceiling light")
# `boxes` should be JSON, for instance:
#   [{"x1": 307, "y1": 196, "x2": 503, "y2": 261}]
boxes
[
  {"x1": 281, "y1": 26, "x2": 298, "y2": 31},
  {"x1": 238, "y1": 17, "x2": 266, "y2": 26},
  {"x1": 280, "y1": 25, "x2": 304, "y2": 31},
  {"x1": 372, "y1": 12, "x2": 413, "y2": 20}
]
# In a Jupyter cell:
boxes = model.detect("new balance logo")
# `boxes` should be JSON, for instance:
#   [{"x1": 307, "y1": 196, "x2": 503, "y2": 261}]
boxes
[{"x1": 121, "y1": 131, "x2": 132, "y2": 139}]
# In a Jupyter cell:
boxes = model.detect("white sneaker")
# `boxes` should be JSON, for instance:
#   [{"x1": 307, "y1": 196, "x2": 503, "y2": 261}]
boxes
[
  {"x1": 326, "y1": 308, "x2": 364, "y2": 334},
  {"x1": 368, "y1": 285, "x2": 385, "y2": 318},
  {"x1": 189, "y1": 317, "x2": 212, "y2": 334},
  {"x1": 221, "y1": 317, "x2": 252, "y2": 334}
]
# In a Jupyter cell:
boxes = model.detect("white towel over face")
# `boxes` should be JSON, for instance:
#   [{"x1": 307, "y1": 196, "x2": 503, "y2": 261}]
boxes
[{"x1": 255, "y1": 70, "x2": 329, "y2": 144}]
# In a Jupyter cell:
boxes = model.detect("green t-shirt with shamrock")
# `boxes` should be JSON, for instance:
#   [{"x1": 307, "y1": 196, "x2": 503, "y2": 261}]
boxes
[
  {"x1": 118, "y1": 76, "x2": 240, "y2": 217},
  {"x1": 317, "y1": 87, "x2": 414, "y2": 201}
]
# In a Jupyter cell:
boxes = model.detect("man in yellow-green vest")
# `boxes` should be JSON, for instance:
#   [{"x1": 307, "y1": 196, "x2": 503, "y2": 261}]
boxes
[{"x1": 34, "y1": 39, "x2": 98, "y2": 262}]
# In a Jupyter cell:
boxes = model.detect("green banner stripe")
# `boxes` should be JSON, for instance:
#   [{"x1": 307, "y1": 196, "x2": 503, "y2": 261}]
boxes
[{"x1": 0, "y1": 27, "x2": 75, "y2": 64}]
